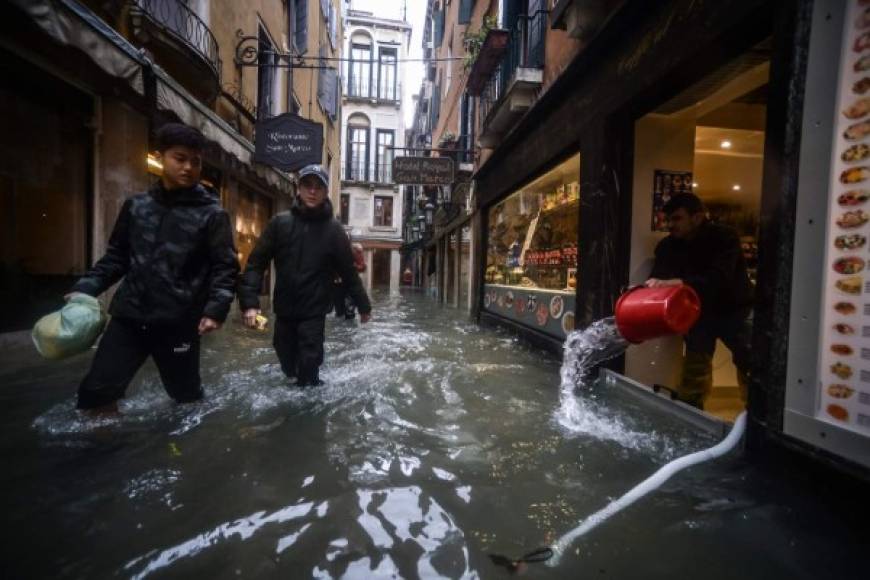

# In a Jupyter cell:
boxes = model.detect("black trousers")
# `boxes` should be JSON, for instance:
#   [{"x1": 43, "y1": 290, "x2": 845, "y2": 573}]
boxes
[
  {"x1": 684, "y1": 313, "x2": 752, "y2": 371},
  {"x1": 77, "y1": 318, "x2": 202, "y2": 409},
  {"x1": 273, "y1": 316, "x2": 326, "y2": 386},
  {"x1": 679, "y1": 313, "x2": 753, "y2": 408}
]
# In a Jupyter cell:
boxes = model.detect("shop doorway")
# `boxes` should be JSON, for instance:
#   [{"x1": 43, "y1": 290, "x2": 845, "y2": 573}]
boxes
[
  {"x1": 234, "y1": 188, "x2": 273, "y2": 296},
  {"x1": 626, "y1": 41, "x2": 770, "y2": 421},
  {"x1": 372, "y1": 248, "x2": 391, "y2": 289},
  {"x1": 0, "y1": 57, "x2": 93, "y2": 333}
]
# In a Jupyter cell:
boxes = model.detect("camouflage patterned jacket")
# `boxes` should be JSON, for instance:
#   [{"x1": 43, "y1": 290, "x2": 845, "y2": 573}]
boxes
[{"x1": 71, "y1": 184, "x2": 239, "y2": 324}]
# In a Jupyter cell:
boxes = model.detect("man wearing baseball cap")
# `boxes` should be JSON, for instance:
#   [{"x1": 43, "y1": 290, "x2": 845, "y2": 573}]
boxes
[{"x1": 238, "y1": 164, "x2": 372, "y2": 386}]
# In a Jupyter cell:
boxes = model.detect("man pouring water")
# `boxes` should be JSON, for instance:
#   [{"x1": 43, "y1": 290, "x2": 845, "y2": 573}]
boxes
[{"x1": 645, "y1": 193, "x2": 753, "y2": 409}]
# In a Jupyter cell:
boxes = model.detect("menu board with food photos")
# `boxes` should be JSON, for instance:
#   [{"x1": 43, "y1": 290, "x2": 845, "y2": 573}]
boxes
[{"x1": 818, "y1": 0, "x2": 870, "y2": 436}]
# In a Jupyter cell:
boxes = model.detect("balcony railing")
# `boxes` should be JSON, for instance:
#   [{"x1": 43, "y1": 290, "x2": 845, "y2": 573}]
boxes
[
  {"x1": 347, "y1": 77, "x2": 372, "y2": 98},
  {"x1": 479, "y1": 10, "x2": 547, "y2": 123},
  {"x1": 342, "y1": 162, "x2": 395, "y2": 184},
  {"x1": 132, "y1": 0, "x2": 221, "y2": 81},
  {"x1": 345, "y1": 78, "x2": 401, "y2": 102}
]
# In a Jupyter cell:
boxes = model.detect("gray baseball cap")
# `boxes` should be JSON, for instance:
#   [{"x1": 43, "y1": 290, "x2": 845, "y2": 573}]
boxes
[{"x1": 298, "y1": 164, "x2": 329, "y2": 188}]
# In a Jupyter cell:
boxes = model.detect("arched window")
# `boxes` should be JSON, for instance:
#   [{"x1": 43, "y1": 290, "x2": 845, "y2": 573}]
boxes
[{"x1": 346, "y1": 114, "x2": 370, "y2": 181}]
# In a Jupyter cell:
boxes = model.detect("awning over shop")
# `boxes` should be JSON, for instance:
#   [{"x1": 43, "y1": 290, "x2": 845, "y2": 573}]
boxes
[
  {"x1": 154, "y1": 68, "x2": 294, "y2": 195},
  {"x1": 12, "y1": 0, "x2": 294, "y2": 196},
  {"x1": 9, "y1": 0, "x2": 146, "y2": 95}
]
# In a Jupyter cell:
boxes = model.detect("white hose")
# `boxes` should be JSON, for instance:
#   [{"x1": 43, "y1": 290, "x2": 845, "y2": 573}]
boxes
[{"x1": 548, "y1": 410, "x2": 747, "y2": 567}]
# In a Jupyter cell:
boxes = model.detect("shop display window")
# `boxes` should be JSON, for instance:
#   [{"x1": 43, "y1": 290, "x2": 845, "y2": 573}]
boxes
[{"x1": 485, "y1": 154, "x2": 580, "y2": 292}]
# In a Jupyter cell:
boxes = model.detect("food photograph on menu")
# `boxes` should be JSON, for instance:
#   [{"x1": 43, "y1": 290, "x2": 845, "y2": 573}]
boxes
[{"x1": 818, "y1": 0, "x2": 870, "y2": 435}]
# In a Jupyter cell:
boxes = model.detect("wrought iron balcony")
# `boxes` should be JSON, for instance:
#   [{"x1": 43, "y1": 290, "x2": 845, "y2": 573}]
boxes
[
  {"x1": 478, "y1": 9, "x2": 547, "y2": 147},
  {"x1": 130, "y1": 0, "x2": 221, "y2": 99},
  {"x1": 344, "y1": 78, "x2": 401, "y2": 103},
  {"x1": 341, "y1": 162, "x2": 395, "y2": 185}
]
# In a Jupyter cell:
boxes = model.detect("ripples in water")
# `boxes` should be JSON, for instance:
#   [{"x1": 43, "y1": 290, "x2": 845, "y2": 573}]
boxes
[{"x1": 18, "y1": 294, "x2": 722, "y2": 579}]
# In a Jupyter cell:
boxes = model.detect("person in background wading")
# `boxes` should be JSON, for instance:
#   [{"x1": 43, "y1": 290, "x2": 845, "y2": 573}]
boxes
[
  {"x1": 333, "y1": 241, "x2": 366, "y2": 320},
  {"x1": 238, "y1": 164, "x2": 372, "y2": 386},
  {"x1": 645, "y1": 193, "x2": 754, "y2": 409},
  {"x1": 68, "y1": 123, "x2": 239, "y2": 414}
]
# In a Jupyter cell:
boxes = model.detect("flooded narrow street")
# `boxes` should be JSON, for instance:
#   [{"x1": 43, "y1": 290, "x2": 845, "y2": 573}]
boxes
[{"x1": 0, "y1": 292, "x2": 863, "y2": 579}]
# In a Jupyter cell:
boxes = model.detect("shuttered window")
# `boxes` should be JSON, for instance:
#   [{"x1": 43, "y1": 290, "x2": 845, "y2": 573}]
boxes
[
  {"x1": 434, "y1": 7, "x2": 445, "y2": 47},
  {"x1": 294, "y1": 0, "x2": 308, "y2": 53},
  {"x1": 459, "y1": 0, "x2": 474, "y2": 24}
]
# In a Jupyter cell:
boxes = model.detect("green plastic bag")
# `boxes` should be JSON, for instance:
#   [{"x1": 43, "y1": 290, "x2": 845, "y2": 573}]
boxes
[{"x1": 32, "y1": 294, "x2": 107, "y2": 360}]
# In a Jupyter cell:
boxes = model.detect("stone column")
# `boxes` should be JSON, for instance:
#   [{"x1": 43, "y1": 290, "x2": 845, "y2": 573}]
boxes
[{"x1": 390, "y1": 249, "x2": 401, "y2": 295}]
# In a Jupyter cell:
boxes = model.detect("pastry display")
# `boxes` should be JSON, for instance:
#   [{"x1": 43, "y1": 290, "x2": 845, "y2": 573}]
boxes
[
  {"x1": 842, "y1": 143, "x2": 870, "y2": 162},
  {"x1": 837, "y1": 189, "x2": 870, "y2": 205},
  {"x1": 834, "y1": 301, "x2": 857, "y2": 315},
  {"x1": 833, "y1": 256, "x2": 866, "y2": 274},
  {"x1": 835, "y1": 276, "x2": 862, "y2": 295},
  {"x1": 827, "y1": 384, "x2": 855, "y2": 399},
  {"x1": 836, "y1": 209, "x2": 869, "y2": 227},
  {"x1": 834, "y1": 234, "x2": 866, "y2": 249},
  {"x1": 831, "y1": 361, "x2": 854, "y2": 380}
]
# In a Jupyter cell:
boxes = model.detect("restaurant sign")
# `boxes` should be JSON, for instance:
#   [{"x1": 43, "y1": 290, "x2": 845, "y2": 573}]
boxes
[
  {"x1": 253, "y1": 114, "x2": 323, "y2": 172},
  {"x1": 392, "y1": 156, "x2": 455, "y2": 185}
]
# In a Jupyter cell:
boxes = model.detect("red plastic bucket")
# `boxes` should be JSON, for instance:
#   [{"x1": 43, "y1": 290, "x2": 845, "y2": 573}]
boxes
[{"x1": 614, "y1": 285, "x2": 701, "y2": 344}]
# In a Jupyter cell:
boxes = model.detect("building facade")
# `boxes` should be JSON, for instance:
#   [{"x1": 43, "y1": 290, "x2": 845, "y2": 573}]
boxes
[
  {"x1": 414, "y1": 0, "x2": 870, "y2": 482},
  {"x1": 0, "y1": 0, "x2": 342, "y2": 336},
  {"x1": 339, "y1": 9, "x2": 411, "y2": 293}
]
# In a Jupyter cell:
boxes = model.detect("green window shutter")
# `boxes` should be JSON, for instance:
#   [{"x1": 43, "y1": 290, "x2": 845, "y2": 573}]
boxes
[
  {"x1": 435, "y1": 9, "x2": 445, "y2": 47},
  {"x1": 459, "y1": 0, "x2": 474, "y2": 25},
  {"x1": 295, "y1": 0, "x2": 308, "y2": 53}
]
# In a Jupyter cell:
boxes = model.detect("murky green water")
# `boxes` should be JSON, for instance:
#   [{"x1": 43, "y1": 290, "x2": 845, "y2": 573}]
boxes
[{"x1": 0, "y1": 292, "x2": 863, "y2": 578}]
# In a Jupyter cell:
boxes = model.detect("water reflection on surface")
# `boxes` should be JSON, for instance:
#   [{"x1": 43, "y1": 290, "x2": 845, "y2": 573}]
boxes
[{"x1": 0, "y1": 292, "x2": 862, "y2": 578}]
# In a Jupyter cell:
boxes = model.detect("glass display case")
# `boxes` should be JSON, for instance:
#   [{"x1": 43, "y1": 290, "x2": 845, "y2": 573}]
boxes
[{"x1": 483, "y1": 154, "x2": 580, "y2": 339}]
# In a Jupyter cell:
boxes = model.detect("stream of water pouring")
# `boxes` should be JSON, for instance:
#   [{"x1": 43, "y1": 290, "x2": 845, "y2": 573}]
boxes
[
  {"x1": 554, "y1": 317, "x2": 630, "y2": 433},
  {"x1": 547, "y1": 316, "x2": 749, "y2": 568}
]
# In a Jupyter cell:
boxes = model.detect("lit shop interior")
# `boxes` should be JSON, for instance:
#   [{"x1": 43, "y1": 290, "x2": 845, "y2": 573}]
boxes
[
  {"x1": 483, "y1": 153, "x2": 580, "y2": 340},
  {"x1": 623, "y1": 44, "x2": 769, "y2": 421}
]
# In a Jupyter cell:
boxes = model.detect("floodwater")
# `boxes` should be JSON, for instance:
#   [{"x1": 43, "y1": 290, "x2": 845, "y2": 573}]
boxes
[{"x1": 0, "y1": 292, "x2": 864, "y2": 579}]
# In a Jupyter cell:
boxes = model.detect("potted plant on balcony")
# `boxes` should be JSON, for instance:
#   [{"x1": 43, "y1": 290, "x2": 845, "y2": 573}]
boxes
[
  {"x1": 463, "y1": 15, "x2": 497, "y2": 72},
  {"x1": 438, "y1": 131, "x2": 461, "y2": 165},
  {"x1": 438, "y1": 131, "x2": 458, "y2": 148}
]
